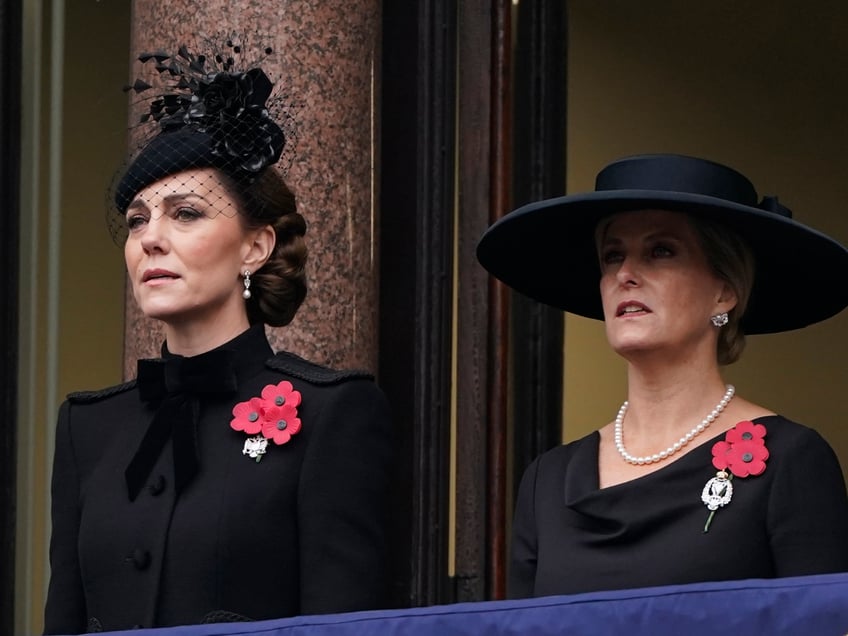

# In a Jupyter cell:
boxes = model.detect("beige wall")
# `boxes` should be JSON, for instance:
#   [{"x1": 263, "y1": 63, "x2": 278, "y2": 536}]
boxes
[
  {"x1": 564, "y1": 2, "x2": 848, "y2": 475},
  {"x1": 56, "y1": 1, "x2": 129, "y2": 395},
  {"x1": 16, "y1": 1, "x2": 130, "y2": 632}
]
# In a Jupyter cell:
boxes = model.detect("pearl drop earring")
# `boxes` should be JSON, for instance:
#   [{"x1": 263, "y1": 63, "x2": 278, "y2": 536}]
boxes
[{"x1": 242, "y1": 270, "x2": 252, "y2": 300}]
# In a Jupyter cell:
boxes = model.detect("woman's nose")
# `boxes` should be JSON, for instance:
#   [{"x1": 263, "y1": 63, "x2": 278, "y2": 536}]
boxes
[
  {"x1": 616, "y1": 255, "x2": 640, "y2": 286},
  {"x1": 140, "y1": 215, "x2": 168, "y2": 252}
]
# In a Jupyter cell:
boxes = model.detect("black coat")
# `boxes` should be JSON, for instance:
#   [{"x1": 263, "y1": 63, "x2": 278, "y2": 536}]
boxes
[{"x1": 44, "y1": 326, "x2": 394, "y2": 634}]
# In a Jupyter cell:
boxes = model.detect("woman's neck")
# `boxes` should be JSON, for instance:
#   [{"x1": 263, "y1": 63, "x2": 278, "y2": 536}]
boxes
[
  {"x1": 619, "y1": 357, "x2": 730, "y2": 444},
  {"x1": 163, "y1": 314, "x2": 252, "y2": 357}
]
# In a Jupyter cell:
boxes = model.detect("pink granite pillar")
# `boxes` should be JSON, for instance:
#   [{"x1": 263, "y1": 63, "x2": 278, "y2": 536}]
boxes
[{"x1": 123, "y1": 0, "x2": 381, "y2": 376}]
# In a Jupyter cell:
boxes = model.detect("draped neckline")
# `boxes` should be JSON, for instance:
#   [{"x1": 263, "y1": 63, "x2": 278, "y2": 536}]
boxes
[{"x1": 564, "y1": 414, "x2": 782, "y2": 504}]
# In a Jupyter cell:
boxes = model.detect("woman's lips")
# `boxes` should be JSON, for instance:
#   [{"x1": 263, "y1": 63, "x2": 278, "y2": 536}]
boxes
[
  {"x1": 142, "y1": 268, "x2": 179, "y2": 283},
  {"x1": 616, "y1": 301, "x2": 651, "y2": 317}
]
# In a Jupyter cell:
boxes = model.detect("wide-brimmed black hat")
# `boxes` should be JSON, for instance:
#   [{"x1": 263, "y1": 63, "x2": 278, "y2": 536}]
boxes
[{"x1": 476, "y1": 154, "x2": 848, "y2": 334}]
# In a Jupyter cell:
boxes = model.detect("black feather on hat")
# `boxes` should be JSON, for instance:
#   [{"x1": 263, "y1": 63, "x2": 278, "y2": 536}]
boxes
[{"x1": 114, "y1": 41, "x2": 288, "y2": 215}]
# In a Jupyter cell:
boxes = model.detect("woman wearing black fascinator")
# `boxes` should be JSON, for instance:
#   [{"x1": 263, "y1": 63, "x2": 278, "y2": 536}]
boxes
[
  {"x1": 478, "y1": 154, "x2": 848, "y2": 598},
  {"x1": 44, "y1": 41, "x2": 393, "y2": 634}
]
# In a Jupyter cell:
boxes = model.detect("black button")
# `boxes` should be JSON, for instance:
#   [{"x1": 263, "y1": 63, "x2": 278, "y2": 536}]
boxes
[
  {"x1": 147, "y1": 474, "x2": 166, "y2": 496},
  {"x1": 132, "y1": 624, "x2": 144, "y2": 629},
  {"x1": 130, "y1": 548, "x2": 151, "y2": 570}
]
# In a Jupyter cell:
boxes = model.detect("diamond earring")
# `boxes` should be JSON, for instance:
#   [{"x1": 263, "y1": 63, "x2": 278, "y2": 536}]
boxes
[
  {"x1": 710, "y1": 312, "x2": 729, "y2": 327},
  {"x1": 242, "y1": 270, "x2": 252, "y2": 300}
]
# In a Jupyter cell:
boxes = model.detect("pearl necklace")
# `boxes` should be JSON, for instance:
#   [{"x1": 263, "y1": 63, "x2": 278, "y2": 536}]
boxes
[{"x1": 614, "y1": 384, "x2": 735, "y2": 465}]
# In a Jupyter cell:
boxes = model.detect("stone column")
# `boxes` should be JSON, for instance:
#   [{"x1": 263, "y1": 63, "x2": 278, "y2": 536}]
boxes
[{"x1": 123, "y1": 0, "x2": 380, "y2": 376}]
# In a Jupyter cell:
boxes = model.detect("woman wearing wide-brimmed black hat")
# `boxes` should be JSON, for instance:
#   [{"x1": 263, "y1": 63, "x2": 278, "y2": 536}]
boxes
[{"x1": 478, "y1": 153, "x2": 848, "y2": 598}]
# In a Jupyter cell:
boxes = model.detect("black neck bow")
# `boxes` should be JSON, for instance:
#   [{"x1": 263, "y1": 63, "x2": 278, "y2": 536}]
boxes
[{"x1": 125, "y1": 349, "x2": 238, "y2": 501}]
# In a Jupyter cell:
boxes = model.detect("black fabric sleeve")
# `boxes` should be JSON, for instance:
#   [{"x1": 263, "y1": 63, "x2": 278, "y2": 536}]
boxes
[
  {"x1": 767, "y1": 426, "x2": 848, "y2": 576},
  {"x1": 509, "y1": 456, "x2": 541, "y2": 599},
  {"x1": 43, "y1": 401, "x2": 87, "y2": 635},
  {"x1": 297, "y1": 379, "x2": 394, "y2": 615}
]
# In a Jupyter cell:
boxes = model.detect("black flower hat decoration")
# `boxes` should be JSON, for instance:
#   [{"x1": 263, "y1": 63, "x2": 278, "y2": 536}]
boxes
[{"x1": 110, "y1": 37, "x2": 297, "y2": 236}]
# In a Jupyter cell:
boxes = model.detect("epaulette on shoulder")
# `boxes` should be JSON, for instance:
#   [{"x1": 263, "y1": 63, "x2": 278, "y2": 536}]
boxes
[
  {"x1": 67, "y1": 379, "x2": 137, "y2": 404},
  {"x1": 265, "y1": 351, "x2": 374, "y2": 385}
]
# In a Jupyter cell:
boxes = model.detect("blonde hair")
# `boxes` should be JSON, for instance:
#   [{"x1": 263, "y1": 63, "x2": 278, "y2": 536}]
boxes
[{"x1": 689, "y1": 216, "x2": 755, "y2": 365}]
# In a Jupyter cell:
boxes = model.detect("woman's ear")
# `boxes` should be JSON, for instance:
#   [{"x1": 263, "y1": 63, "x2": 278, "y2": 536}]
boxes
[
  {"x1": 243, "y1": 224, "x2": 276, "y2": 272},
  {"x1": 716, "y1": 282, "x2": 738, "y2": 315}
]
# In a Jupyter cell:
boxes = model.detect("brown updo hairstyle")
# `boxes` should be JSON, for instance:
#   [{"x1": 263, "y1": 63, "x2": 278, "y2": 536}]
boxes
[
  {"x1": 224, "y1": 168, "x2": 308, "y2": 327},
  {"x1": 689, "y1": 215, "x2": 755, "y2": 366}
]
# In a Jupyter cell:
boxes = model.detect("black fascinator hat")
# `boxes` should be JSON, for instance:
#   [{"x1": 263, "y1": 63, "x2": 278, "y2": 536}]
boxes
[
  {"x1": 111, "y1": 39, "x2": 294, "y2": 228},
  {"x1": 476, "y1": 154, "x2": 848, "y2": 334}
]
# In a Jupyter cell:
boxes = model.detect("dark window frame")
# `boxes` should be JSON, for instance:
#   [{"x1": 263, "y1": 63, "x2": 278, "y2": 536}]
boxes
[
  {"x1": 0, "y1": 0, "x2": 22, "y2": 632},
  {"x1": 379, "y1": 0, "x2": 568, "y2": 605}
]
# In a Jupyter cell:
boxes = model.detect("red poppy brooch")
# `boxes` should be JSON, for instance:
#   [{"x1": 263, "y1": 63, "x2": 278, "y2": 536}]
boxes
[
  {"x1": 702, "y1": 420, "x2": 769, "y2": 532},
  {"x1": 230, "y1": 381, "x2": 302, "y2": 462}
]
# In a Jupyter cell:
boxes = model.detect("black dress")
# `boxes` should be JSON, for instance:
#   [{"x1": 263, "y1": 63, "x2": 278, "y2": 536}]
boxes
[
  {"x1": 44, "y1": 325, "x2": 394, "y2": 634},
  {"x1": 510, "y1": 415, "x2": 848, "y2": 598}
]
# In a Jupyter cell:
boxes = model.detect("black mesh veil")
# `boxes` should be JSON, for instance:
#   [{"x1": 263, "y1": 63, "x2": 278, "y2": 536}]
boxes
[{"x1": 107, "y1": 35, "x2": 298, "y2": 245}]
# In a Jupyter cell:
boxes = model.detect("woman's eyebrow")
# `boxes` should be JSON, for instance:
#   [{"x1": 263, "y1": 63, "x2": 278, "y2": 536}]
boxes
[
  {"x1": 602, "y1": 230, "x2": 684, "y2": 244},
  {"x1": 126, "y1": 191, "x2": 212, "y2": 213}
]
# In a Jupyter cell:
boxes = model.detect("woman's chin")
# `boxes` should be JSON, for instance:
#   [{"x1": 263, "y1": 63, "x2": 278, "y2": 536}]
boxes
[
  {"x1": 137, "y1": 303, "x2": 185, "y2": 324},
  {"x1": 608, "y1": 337, "x2": 662, "y2": 359}
]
